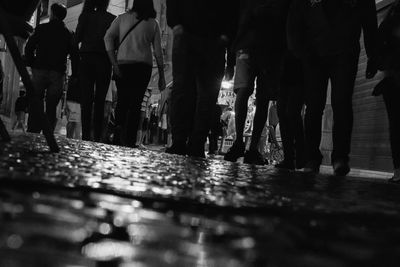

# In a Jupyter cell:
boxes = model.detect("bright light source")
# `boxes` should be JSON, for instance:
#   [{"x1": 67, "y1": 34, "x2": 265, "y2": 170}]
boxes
[{"x1": 221, "y1": 80, "x2": 233, "y2": 89}]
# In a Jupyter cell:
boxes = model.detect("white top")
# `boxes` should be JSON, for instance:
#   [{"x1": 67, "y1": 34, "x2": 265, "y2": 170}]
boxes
[{"x1": 104, "y1": 13, "x2": 159, "y2": 66}]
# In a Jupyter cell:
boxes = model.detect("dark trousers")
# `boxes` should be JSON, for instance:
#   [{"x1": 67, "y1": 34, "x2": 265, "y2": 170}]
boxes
[
  {"x1": 303, "y1": 49, "x2": 359, "y2": 164},
  {"x1": 79, "y1": 53, "x2": 112, "y2": 141},
  {"x1": 114, "y1": 63, "x2": 152, "y2": 147},
  {"x1": 277, "y1": 84, "x2": 305, "y2": 164},
  {"x1": 28, "y1": 69, "x2": 64, "y2": 133},
  {"x1": 382, "y1": 73, "x2": 400, "y2": 169},
  {"x1": 170, "y1": 32, "x2": 225, "y2": 154}
]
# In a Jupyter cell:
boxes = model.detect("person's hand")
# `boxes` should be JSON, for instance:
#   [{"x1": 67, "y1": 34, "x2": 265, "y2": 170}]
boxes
[
  {"x1": 113, "y1": 64, "x2": 122, "y2": 78},
  {"x1": 172, "y1": 24, "x2": 184, "y2": 36},
  {"x1": 158, "y1": 77, "x2": 166, "y2": 91},
  {"x1": 366, "y1": 58, "x2": 378, "y2": 79}
]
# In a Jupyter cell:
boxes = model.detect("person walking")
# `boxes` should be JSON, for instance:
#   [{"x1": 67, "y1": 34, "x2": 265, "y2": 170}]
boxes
[
  {"x1": 12, "y1": 90, "x2": 28, "y2": 132},
  {"x1": 275, "y1": 51, "x2": 306, "y2": 170},
  {"x1": 166, "y1": 0, "x2": 239, "y2": 158},
  {"x1": 105, "y1": 0, "x2": 165, "y2": 148},
  {"x1": 287, "y1": 0, "x2": 379, "y2": 176},
  {"x1": 75, "y1": 0, "x2": 115, "y2": 142},
  {"x1": 223, "y1": 0, "x2": 291, "y2": 165},
  {"x1": 25, "y1": 3, "x2": 78, "y2": 133},
  {"x1": 375, "y1": 0, "x2": 400, "y2": 182},
  {"x1": 208, "y1": 104, "x2": 223, "y2": 155}
]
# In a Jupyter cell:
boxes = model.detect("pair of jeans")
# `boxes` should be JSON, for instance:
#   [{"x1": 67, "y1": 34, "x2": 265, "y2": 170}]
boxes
[
  {"x1": 382, "y1": 72, "x2": 400, "y2": 169},
  {"x1": 113, "y1": 63, "x2": 152, "y2": 147},
  {"x1": 79, "y1": 53, "x2": 112, "y2": 141},
  {"x1": 277, "y1": 86, "x2": 305, "y2": 164},
  {"x1": 28, "y1": 69, "x2": 64, "y2": 133},
  {"x1": 169, "y1": 32, "x2": 225, "y2": 155},
  {"x1": 303, "y1": 48, "x2": 359, "y2": 164}
]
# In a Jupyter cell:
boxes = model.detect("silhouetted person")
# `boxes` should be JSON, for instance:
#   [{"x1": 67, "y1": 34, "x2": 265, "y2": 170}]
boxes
[
  {"x1": 76, "y1": 0, "x2": 115, "y2": 142},
  {"x1": 275, "y1": 51, "x2": 305, "y2": 170},
  {"x1": 65, "y1": 76, "x2": 81, "y2": 139},
  {"x1": 12, "y1": 90, "x2": 28, "y2": 132},
  {"x1": 288, "y1": 0, "x2": 379, "y2": 176},
  {"x1": 165, "y1": 0, "x2": 239, "y2": 158},
  {"x1": 25, "y1": 3, "x2": 78, "y2": 133},
  {"x1": 376, "y1": 0, "x2": 400, "y2": 182},
  {"x1": 105, "y1": 0, "x2": 165, "y2": 148},
  {"x1": 208, "y1": 104, "x2": 223, "y2": 155},
  {"x1": 224, "y1": 0, "x2": 291, "y2": 165}
]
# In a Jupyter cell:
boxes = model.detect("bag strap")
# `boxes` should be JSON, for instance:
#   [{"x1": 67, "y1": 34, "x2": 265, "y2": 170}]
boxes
[{"x1": 116, "y1": 18, "x2": 143, "y2": 51}]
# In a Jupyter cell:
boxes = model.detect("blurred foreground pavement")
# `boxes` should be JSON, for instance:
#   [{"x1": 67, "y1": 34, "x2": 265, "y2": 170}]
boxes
[{"x1": 1, "y1": 133, "x2": 400, "y2": 267}]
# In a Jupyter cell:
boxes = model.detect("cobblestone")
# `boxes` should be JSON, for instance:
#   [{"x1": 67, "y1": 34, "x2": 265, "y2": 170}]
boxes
[{"x1": 1, "y1": 133, "x2": 400, "y2": 266}]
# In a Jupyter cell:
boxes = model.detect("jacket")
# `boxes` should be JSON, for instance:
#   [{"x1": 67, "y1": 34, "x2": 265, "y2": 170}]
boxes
[
  {"x1": 234, "y1": 0, "x2": 291, "y2": 55},
  {"x1": 287, "y1": 0, "x2": 378, "y2": 59},
  {"x1": 25, "y1": 19, "x2": 78, "y2": 74},
  {"x1": 166, "y1": 0, "x2": 239, "y2": 41},
  {"x1": 75, "y1": 10, "x2": 116, "y2": 54}
]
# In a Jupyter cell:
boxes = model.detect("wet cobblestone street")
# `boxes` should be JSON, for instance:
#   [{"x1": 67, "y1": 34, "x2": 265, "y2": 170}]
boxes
[{"x1": 1, "y1": 134, "x2": 400, "y2": 266}]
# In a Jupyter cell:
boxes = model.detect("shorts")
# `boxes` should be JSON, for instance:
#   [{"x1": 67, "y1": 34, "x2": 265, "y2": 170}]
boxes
[
  {"x1": 66, "y1": 101, "x2": 81, "y2": 123},
  {"x1": 233, "y1": 50, "x2": 280, "y2": 100}
]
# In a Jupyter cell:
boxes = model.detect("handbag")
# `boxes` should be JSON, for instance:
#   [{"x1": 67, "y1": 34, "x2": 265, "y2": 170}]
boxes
[{"x1": 112, "y1": 18, "x2": 143, "y2": 80}]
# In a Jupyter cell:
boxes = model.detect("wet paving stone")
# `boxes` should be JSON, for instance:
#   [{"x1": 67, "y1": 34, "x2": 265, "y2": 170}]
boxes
[{"x1": 1, "y1": 133, "x2": 400, "y2": 266}]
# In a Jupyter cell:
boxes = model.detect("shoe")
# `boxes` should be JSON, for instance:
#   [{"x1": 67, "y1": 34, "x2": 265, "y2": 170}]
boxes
[
  {"x1": 244, "y1": 150, "x2": 268, "y2": 165},
  {"x1": 295, "y1": 157, "x2": 306, "y2": 170},
  {"x1": 275, "y1": 160, "x2": 295, "y2": 170},
  {"x1": 388, "y1": 168, "x2": 400, "y2": 183},
  {"x1": 333, "y1": 160, "x2": 350, "y2": 176},
  {"x1": 224, "y1": 141, "x2": 245, "y2": 162},
  {"x1": 303, "y1": 160, "x2": 320, "y2": 174},
  {"x1": 165, "y1": 143, "x2": 187, "y2": 156}
]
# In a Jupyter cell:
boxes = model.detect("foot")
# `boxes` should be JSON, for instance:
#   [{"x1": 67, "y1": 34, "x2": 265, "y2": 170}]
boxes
[
  {"x1": 388, "y1": 168, "x2": 400, "y2": 183},
  {"x1": 295, "y1": 157, "x2": 306, "y2": 170},
  {"x1": 165, "y1": 143, "x2": 187, "y2": 156},
  {"x1": 224, "y1": 141, "x2": 245, "y2": 162},
  {"x1": 303, "y1": 160, "x2": 321, "y2": 174},
  {"x1": 275, "y1": 159, "x2": 295, "y2": 170},
  {"x1": 333, "y1": 160, "x2": 350, "y2": 176},
  {"x1": 138, "y1": 144, "x2": 147, "y2": 149},
  {"x1": 244, "y1": 150, "x2": 268, "y2": 165}
]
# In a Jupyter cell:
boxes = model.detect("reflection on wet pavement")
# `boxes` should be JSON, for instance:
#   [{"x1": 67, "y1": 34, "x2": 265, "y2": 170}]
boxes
[{"x1": 1, "y1": 134, "x2": 400, "y2": 266}]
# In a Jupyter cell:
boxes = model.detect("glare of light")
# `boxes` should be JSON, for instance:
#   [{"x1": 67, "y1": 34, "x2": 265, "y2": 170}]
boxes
[
  {"x1": 82, "y1": 240, "x2": 135, "y2": 261},
  {"x1": 221, "y1": 80, "x2": 233, "y2": 89}
]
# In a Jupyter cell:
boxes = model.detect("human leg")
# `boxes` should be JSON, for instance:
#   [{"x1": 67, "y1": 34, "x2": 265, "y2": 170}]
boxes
[
  {"x1": 121, "y1": 63, "x2": 152, "y2": 148},
  {"x1": 187, "y1": 36, "x2": 225, "y2": 157},
  {"x1": 383, "y1": 75, "x2": 400, "y2": 180},
  {"x1": 224, "y1": 51, "x2": 254, "y2": 162},
  {"x1": 329, "y1": 50, "x2": 359, "y2": 175},
  {"x1": 168, "y1": 32, "x2": 196, "y2": 154},
  {"x1": 27, "y1": 69, "x2": 48, "y2": 133},
  {"x1": 303, "y1": 56, "x2": 329, "y2": 172},
  {"x1": 93, "y1": 55, "x2": 112, "y2": 142},
  {"x1": 79, "y1": 55, "x2": 96, "y2": 141}
]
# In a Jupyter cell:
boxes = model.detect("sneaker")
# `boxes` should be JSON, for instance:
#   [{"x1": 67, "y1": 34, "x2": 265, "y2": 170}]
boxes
[
  {"x1": 388, "y1": 168, "x2": 400, "y2": 183},
  {"x1": 333, "y1": 160, "x2": 350, "y2": 176},
  {"x1": 275, "y1": 160, "x2": 295, "y2": 170},
  {"x1": 165, "y1": 143, "x2": 187, "y2": 156},
  {"x1": 224, "y1": 141, "x2": 245, "y2": 162},
  {"x1": 303, "y1": 160, "x2": 320, "y2": 174},
  {"x1": 244, "y1": 150, "x2": 268, "y2": 165}
]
